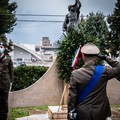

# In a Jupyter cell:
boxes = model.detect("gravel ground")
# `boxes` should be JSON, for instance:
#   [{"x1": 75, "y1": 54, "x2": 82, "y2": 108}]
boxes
[{"x1": 15, "y1": 114, "x2": 50, "y2": 120}]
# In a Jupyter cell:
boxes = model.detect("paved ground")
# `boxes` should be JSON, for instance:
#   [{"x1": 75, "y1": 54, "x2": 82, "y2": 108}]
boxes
[{"x1": 15, "y1": 114, "x2": 49, "y2": 120}]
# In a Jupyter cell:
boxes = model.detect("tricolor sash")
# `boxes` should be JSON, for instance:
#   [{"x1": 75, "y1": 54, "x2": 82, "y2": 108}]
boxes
[{"x1": 77, "y1": 66, "x2": 104, "y2": 104}]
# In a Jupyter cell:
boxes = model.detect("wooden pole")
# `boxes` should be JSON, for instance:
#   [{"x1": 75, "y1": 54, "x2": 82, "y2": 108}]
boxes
[{"x1": 58, "y1": 84, "x2": 68, "y2": 112}]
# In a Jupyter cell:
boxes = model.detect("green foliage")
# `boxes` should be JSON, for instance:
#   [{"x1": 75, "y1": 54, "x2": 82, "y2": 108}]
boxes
[
  {"x1": 82, "y1": 12, "x2": 109, "y2": 53},
  {"x1": 10, "y1": 108, "x2": 29, "y2": 120},
  {"x1": 0, "y1": 0, "x2": 17, "y2": 35},
  {"x1": 57, "y1": 12, "x2": 109, "y2": 83},
  {"x1": 107, "y1": 0, "x2": 120, "y2": 56},
  {"x1": 33, "y1": 105, "x2": 48, "y2": 110},
  {"x1": 0, "y1": 0, "x2": 17, "y2": 54},
  {"x1": 10, "y1": 106, "x2": 48, "y2": 120},
  {"x1": 57, "y1": 31, "x2": 84, "y2": 83},
  {"x1": 111, "y1": 104, "x2": 120, "y2": 113},
  {"x1": 12, "y1": 66, "x2": 48, "y2": 91}
]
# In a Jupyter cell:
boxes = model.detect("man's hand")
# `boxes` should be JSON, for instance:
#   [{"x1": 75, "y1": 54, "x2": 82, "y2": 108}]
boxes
[
  {"x1": 98, "y1": 54, "x2": 107, "y2": 60},
  {"x1": 68, "y1": 108, "x2": 77, "y2": 120}
]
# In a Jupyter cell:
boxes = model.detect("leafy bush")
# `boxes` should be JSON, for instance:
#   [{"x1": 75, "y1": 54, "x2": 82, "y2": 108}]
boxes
[
  {"x1": 12, "y1": 66, "x2": 48, "y2": 91},
  {"x1": 57, "y1": 31, "x2": 84, "y2": 83}
]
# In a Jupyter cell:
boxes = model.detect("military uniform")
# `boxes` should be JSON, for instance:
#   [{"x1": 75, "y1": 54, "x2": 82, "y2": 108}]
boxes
[
  {"x1": 68, "y1": 43, "x2": 120, "y2": 120},
  {"x1": 0, "y1": 55, "x2": 13, "y2": 120}
]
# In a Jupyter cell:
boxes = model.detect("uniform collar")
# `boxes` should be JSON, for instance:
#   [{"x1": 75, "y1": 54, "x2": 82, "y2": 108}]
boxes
[{"x1": 83, "y1": 61, "x2": 95, "y2": 67}]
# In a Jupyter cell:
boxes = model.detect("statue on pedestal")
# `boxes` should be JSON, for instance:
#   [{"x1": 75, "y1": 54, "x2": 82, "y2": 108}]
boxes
[{"x1": 63, "y1": 0, "x2": 81, "y2": 33}]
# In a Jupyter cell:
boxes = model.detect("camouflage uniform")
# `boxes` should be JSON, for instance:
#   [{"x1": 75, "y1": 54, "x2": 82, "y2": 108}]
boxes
[{"x1": 0, "y1": 55, "x2": 13, "y2": 120}]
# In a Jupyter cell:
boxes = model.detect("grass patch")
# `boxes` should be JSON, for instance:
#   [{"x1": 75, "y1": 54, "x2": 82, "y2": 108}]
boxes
[
  {"x1": 10, "y1": 105, "x2": 120, "y2": 119},
  {"x1": 10, "y1": 108, "x2": 29, "y2": 120},
  {"x1": 111, "y1": 105, "x2": 120, "y2": 113},
  {"x1": 10, "y1": 105, "x2": 48, "y2": 120}
]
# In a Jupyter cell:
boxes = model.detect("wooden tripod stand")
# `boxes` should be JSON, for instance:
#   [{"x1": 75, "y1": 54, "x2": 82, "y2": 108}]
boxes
[{"x1": 58, "y1": 84, "x2": 68, "y2": 112}]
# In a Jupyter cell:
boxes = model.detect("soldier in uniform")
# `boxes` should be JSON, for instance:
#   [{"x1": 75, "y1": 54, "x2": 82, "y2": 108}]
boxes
[
  {"x1": 68, "y1": 43, "x2": 120, "y2": 120},
  {"x1": 0, "y1": 42, "x2": 13, "y2": 120}
]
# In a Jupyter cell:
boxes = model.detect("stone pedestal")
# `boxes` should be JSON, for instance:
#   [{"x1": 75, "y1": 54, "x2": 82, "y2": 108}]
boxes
[
  {"x1": 48, "y1": 105, "x2": 67, "y2": 120},
  {"x1": 48, "y1": 105, "x2": 120, "y2": 120}
]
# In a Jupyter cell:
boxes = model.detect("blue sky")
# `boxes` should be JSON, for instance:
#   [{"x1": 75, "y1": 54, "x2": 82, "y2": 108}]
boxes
[{"x1": 7, "y1": 0, "x2": 116, "y2": 45}]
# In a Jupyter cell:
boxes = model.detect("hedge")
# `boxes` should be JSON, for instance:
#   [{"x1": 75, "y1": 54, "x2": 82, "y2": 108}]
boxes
[{"x1": 12, "y1": 66, "x2": 48, "y2": 91}]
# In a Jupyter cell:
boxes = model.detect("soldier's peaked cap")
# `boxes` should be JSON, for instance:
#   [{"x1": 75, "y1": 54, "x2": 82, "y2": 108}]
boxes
[{"x1": 81, "y1": 43, "x2": 100, "y2": 55}]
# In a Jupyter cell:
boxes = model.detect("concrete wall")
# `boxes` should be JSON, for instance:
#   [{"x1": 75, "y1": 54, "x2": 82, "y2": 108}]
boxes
[
  {"x1": 9, "y1": 58, "x2": 120, "y2": 108},
  {"x1": 9, "y1": 59, "x2": 64, "y2": 108},
  {"x1": 107, "y1": 78, "x2": 120, "y2": 104}
]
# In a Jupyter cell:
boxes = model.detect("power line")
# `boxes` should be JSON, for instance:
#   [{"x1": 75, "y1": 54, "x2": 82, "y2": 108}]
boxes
[
  {"x1": 0, "y1": 13, "x2": 120, "y2": 18},
  {"x1": 16, "y1": 14, "x2": 65, "y2": 17},
  {"x1": 17, "y1": 20, "x2": 64, "y2": 22},
  {"x1": 0, "y1": 13, "x2": 65, "y2": 17},
  {"x1": 0, "y1": 13, "x2": 120, "y2": 23}
]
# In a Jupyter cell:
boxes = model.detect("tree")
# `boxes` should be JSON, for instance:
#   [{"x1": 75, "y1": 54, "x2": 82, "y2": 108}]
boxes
[
  {"x1": 0, "y1": 0, "x2": 17, "y2": 35},
  {"x1": 0, "y1": 0, "x2": 17, "y2": 53},
  {"x1": 57, "y1": 12, "x2": 109, "y2": 83},
  {"x1": 107, "y1": 0, "x2": 120, "y2": 56},
  {"x1": 82, "y1": 12, "x2": 109, "y2": 53}
]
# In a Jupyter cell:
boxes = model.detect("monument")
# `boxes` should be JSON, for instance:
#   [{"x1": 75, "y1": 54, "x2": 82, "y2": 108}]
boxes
[
  {"x1": 63, "y1": 0, "x2": 81, "y2": 33},
  {"x1": 48, "y1": 1, "x2": 81, "y2": 119}
]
